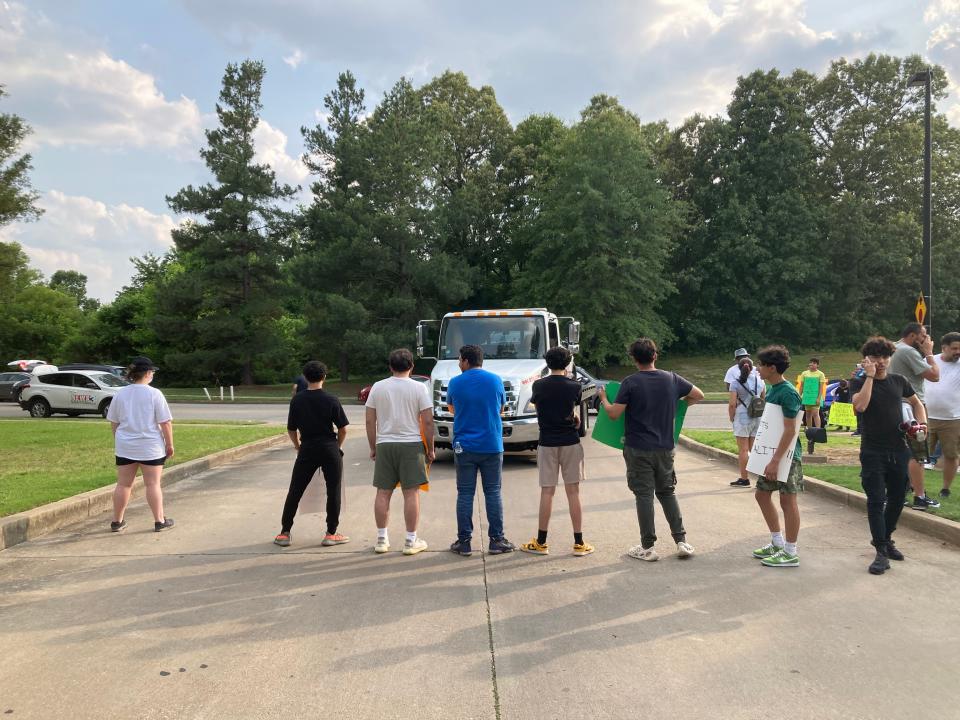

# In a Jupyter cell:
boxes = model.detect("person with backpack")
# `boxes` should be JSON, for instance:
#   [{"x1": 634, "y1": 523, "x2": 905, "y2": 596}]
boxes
[{"x1": 728, "y1": 357, "x2": 766, "y2": 487}]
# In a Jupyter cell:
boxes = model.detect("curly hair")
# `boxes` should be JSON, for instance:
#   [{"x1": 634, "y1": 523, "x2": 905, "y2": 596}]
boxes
[
  {"x1": 756, "y1": 345, "x2": 791, "y2": 375},
  {"x1": 861, "y1": 336, "x2": 896, "y2": 358}
]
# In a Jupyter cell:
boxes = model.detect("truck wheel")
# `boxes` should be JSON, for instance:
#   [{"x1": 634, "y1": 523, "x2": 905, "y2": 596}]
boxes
[
  {"x1": 578, "y1": 400, "x2": 589, "y2": 437},
  {"x1": 99, "y1": 399, "x2": 111, "y2": 418},
  {"x1": 29, "y1": 397, "x2": 51, "y2": 418}
]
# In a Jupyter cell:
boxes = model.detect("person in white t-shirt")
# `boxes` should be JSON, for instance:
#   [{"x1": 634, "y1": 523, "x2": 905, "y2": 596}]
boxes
[
  {"x1": 924, "y1": 332, "x2": 960, "y2": 499},
  {"x1": 724, "y1": 348, "x2": 761, "y2": 390},
  {"x1": 106, "y1": 356, "x2": 175, "y2": 533},
  {"x1": 365, "y1": 348, "x2": 435, "y2": 555}
]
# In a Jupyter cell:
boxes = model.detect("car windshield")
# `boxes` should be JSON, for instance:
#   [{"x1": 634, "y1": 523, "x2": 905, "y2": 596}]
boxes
[
  {"x1": 439, "y1": 316, "x2": 546, "y2": 360},
  {"x1": 93, "y1": 373, "x2": 128, "y2": 388}
]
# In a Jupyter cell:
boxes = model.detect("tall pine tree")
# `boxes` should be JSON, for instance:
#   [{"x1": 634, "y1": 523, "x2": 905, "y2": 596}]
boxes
[{"x1": 162, "y1": 60, "x2": 297, "y2": 385}]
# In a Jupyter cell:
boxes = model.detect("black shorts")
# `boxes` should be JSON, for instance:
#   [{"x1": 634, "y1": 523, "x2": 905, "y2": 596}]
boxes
[{"x1": 116, "y1": 456, "x2": 166, "y2": 466}]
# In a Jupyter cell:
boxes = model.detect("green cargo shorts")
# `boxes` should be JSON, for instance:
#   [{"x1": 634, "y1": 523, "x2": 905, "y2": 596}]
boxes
[
  {"x1": 755, "y1": 457, "x2": 804, "y2": 494},
  {"x1": 373, "y1": 442, "x2": 428, "y2": 490}
]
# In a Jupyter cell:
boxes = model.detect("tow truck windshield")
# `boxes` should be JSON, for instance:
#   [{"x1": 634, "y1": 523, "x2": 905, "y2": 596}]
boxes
[{"x1": 438, "y1": 316, "x2": 547, "y2": 360}]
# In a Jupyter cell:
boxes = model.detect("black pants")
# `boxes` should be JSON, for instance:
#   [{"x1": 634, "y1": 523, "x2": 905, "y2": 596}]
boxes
[
  {"x1": 860, "y1": 446, "x2": 910, "y2": 546},
  {"x1": 281, "y1": 442, "x2": 343, "y2": 534}
]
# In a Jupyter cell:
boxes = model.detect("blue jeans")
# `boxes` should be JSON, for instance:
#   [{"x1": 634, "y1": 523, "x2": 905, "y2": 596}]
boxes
[{"x1": 455, "y1": 451, "x2": 504, "y2": 541}]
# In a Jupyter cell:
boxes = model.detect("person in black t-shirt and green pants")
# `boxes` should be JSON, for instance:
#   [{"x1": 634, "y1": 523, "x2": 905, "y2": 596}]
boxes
[
  {"x1": 519, "y1": 347, "x2": 595, "y2": 557},
  {"x1": 599, "y1": 338, "x2": 704, "y2": 562},
  {"x1": 851, "y1": 336, "x2": 928, "y2": 575},
  {"x1": 274, "y1": 360, "x2": 351, "y2": 548}
]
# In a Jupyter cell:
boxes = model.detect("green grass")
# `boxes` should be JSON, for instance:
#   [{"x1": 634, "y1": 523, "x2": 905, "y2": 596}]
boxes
[
  {"x1": 0, "y1": 419, "x2": 282, "y2": 517},
  {"x1": 601, "y1": 349, "x2": 864, "y2": 393},
  {"x1": 158, "y1": 380, "x2": 376, "y2": 404},
  {"x1": 682, "y1": 429, "x2": 960, "y2": 523}
]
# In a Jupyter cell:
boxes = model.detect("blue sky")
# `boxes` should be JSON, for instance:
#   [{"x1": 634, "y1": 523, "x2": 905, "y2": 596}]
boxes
[{"x1": 1, "y1": 0, "x2": 958, "y2": 301}]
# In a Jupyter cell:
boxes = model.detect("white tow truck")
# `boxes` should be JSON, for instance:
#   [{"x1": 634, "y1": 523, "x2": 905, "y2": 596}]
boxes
[{"x1": 416, "y1": 309, "x2": 597, "y2": 451}]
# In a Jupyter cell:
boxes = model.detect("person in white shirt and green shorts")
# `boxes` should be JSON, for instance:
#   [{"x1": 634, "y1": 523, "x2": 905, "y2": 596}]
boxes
[{"x1": 752, "y1": 345, "x2": 803, "y2": 568}]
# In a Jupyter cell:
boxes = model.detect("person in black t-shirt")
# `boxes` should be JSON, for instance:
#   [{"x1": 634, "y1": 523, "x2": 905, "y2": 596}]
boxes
[
  {"x1": 599, "y1": 338, "x2": 704, "y2": 562},
  {"x1": 851, "y1": 336, "x2": 927, "y2": 575},
  {"x1": 519, "y1": 347, "x2": 594, "y2": 557},
  {"x1": 274, "y1": 360, "x2": 350, "y2": 548}
]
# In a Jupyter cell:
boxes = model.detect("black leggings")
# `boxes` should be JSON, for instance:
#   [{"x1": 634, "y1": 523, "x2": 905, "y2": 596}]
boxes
[{"x1": 281, "y1": 443, "x2": 343, "y2": 534}]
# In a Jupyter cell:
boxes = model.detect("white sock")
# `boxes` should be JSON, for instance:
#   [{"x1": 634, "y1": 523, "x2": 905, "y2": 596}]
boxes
[
  {"x1": 771, "y1": 532, "x2": 784, "y2": 547},
  {"x1": 377, "y1": 528, "x2": 388, "y2": 541},
  {"x1": 406, "y1": 531, "x2": 417, "y2": 544},
  {"x1": 784, "y1": 541, "x2": 798, "y2": 555}
]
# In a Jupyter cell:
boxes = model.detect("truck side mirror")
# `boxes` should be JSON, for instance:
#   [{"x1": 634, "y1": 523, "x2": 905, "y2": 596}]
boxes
[
  {"x1": 567, "y1": 321, "x2": 580, "y2": 354},
  {"x1": 416, "y1": 324, "x2": 426, "y2": 358}
]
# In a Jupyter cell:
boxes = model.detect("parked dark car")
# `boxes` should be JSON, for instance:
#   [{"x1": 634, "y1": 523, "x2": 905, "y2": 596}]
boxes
[
  {"x1": 0, "y1": 371, "x2": 31, "y2": 401},
  {"x1": 574, "y1": 367, "x2": 609, "y2": 413},
  {"x1": 58, "y1": 363, "x2": 126, "y2": 377},
  {"x1": 358, "y1": 375, "x2": 431, "y2": 404}
]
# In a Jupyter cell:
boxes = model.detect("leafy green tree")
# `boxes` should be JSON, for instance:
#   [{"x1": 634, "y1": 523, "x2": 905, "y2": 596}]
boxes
[
  {"x1": 0, "y1": 240, "x2": 41, "y2": 302},
  {"x1": 419, "y1": 71, "x2": 513, "y2": 305},
  {"x1": 298, "y1": 73, "x2": 472, "y2": 379},
  {"x1": 49, "y1": 269, "x2": 100, "y2": 312},
  {"x1": 0, "y1": 86, "x2": 42, "y2": 228},
  {"x1": 161, "y1": 60, "x2": 298, "y2": 385},
  {"x1": 512, "y1": 96, "x2": 680, "y2": 366},
  {"x1": 664, "y1": 70, "x2": 825, "y2": 351},
  {"x1": 796, "y1": 54, "x2": 957, "y2": 340}
]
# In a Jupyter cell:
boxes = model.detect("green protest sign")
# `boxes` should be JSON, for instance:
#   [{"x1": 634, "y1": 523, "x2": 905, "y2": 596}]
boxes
[
  {"x1": 801, "y1": 376, "x2": 821, "y2": 406},
  {"x1": 590, "y1": 382, "x2": 688, "y2": 450},
  {"x1": 828, "y1": 401, "x2": 856, "y2": 428}
]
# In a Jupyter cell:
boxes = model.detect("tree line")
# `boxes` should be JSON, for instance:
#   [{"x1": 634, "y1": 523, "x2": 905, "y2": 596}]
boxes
[{"x1": 1, "y1": 53, "x2": 958, "y2": 385}]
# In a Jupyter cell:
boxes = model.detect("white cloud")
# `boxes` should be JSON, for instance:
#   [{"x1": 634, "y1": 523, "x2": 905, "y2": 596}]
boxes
[
  {"x1": 924, "y1": 0, "x2": 960, "y2": 125},
  {"x1": 282, "y1": 48, "x2": 305, "y2": 69},
  {"x1": 0, "y1": 190, "x2": 176, "y2": 301},
  {"x1": 253, "y1": 119, "x2": 309, "y2": 191},
  {"x1": 0, "y1": 2, "x2": 202, "y2": 150}
]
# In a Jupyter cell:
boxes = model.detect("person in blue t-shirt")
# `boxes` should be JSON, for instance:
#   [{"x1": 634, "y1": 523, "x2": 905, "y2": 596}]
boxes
[{"x1": 445, "y1": 344, "x2": 515, "y2": 556}]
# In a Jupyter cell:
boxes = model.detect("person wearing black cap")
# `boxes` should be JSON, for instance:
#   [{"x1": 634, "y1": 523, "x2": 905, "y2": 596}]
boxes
[{"x1": 106, "y1": 356, "x2": 175, "y2": 533}]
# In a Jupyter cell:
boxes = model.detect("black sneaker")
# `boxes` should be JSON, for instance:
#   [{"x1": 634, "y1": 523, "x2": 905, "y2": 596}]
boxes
[
  {"x1": 110, "y1": 520, "x2": 127, "y2": 533},
  {"x1": 730, "y1": 478, "x2": 750, "y2": 487},
  {"x1": 885, "y1": 540, "x2": 904, "y2": 561},
  {"x1": 488, "y1": 537, "x2": 516, "y2": 554},
  {"x1": 912, "y1": 495, "x2": 941, "y2": 510},
  {"x1": 868, "y1": 549, "x2": 890, "y2": 575},
  {"x1": 940, "y1": 488, "x2": 951, "y2": 499},
  {"x1": 450, "y1": 539, "x2": 472, "y2": 556},
  {"x1": 851, "y1": 430, "x2": 861, "y2": 437},
  {"x1": 154, "y1": 518, "x2": 175, "y2": 532}
]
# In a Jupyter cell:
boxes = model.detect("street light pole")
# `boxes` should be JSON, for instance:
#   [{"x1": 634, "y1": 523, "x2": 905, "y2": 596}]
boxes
[{"x1": 909, "y1": 69, "x2": 932, "y2": 333}]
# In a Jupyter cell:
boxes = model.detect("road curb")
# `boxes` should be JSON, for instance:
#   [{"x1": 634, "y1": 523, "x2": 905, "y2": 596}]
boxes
[
  {"x1": 677, "y1": 434, "x2": 960, "y2": 548},
  {"x1": 0, "y1": 433, "x2": 286, "y2": 552}
]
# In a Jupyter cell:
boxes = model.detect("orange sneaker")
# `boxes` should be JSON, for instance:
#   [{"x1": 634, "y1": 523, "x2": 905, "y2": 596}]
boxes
[{"x1": 321, "y1": 533, "x2": 350, "y2": 546}]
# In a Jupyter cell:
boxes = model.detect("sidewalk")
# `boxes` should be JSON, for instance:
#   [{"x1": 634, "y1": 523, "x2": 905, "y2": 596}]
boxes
[{"x1": 1, "y1": 433, "x2": 958, "y2": 719}]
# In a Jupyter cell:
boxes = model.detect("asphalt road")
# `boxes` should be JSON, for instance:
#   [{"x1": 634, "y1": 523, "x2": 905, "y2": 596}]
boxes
[
  {"x1": 0, "y1": 400, "x2": 734, "y2": 429},
  {"x1": 2, "y1": 429, "x2": 958, "y2": 719}
]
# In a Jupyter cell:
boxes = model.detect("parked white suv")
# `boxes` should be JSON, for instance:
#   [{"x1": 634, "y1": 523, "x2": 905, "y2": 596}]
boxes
[{"x1": 18, "y1": 369, "x2": 128, "y2": 418}]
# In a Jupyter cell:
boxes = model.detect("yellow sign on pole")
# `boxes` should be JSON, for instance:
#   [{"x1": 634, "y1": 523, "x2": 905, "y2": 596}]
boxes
[{"x1": 915, "y1": 293, "x2": 927, "y2": 325}]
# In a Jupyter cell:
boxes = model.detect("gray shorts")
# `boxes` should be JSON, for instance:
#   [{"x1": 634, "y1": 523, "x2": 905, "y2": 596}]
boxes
[
  {"x1": 373, "y1": 442, "x2": 428, "y2": 490},
  {"x1": 537, "y1": 443, "x2": 584, "y2": 486}
]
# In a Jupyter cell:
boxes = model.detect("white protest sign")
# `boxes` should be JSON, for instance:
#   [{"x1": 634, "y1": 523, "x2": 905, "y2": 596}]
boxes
[{"x1": 746, "y1": 403, "x2": 800, "y2": 480}]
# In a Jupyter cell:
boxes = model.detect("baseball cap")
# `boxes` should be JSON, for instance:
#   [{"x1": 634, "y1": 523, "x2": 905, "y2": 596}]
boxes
[
  {"x1": 130, "y1": 356, "x2": 159, "y2": 371},
  {"x1": 733, "y1": 348, "x2": 749, "y2": 359}
]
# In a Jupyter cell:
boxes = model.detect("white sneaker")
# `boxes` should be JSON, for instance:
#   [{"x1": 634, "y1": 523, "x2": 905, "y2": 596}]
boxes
[
  {"x1": 374, "y1": 538, "x2": 390, "y2": 553},
  {"x1": 403, "y1": 538, "x2": 428, "y2": 556},
  {"x1": 627, "y1": 545, "x2": 659, "y2": 561},
  {"x1": 924, "y1": 462, "x2": 937, "y2": 471},
  {"x1": 676, "y1": 541, "x2": 695, "y2": 558}
]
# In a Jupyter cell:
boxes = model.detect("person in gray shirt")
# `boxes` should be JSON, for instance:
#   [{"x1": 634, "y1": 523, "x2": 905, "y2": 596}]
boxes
[{"x1": 888, "y1": 322, "x2": 941, "y2": 509}]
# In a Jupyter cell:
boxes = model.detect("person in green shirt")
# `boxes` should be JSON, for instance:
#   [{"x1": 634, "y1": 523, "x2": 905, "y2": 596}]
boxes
[
  {"x1": 753, "y1": 345, "x2": 804, "y2": 568},
  {"x1": 795, "y1": 357, "x2": 827, "y2": 429}
]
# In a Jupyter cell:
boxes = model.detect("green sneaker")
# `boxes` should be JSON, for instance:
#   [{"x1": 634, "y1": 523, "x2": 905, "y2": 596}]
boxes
[
  {"x1": 760, "y1": 549, "x2": 799, "y2": 568},
  {"x1": 752, "y1": 543, "x2": 782, "y2": 559}
]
